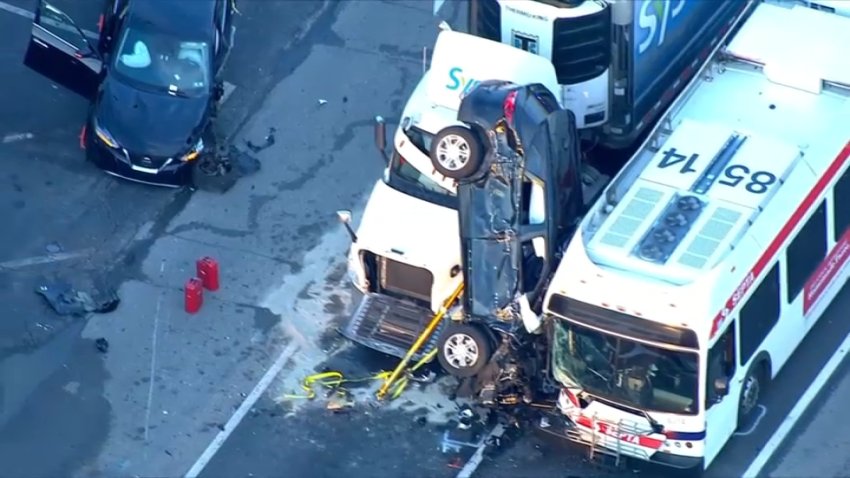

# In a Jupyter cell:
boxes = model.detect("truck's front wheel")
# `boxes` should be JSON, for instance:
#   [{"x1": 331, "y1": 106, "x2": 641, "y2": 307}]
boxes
[{"x1": 437, "y1": 323, "x2": 491, "y2": 378}]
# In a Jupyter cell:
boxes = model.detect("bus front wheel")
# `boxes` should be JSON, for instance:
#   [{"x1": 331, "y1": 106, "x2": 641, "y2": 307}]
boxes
[{"x1": 737, "y1": 360, "x2": 769, "y2": 428}]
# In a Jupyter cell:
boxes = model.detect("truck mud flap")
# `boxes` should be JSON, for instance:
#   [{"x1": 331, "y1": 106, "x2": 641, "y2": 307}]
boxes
[{"x1": 342, "y1": 293, "x2": 445, "y2": 362}]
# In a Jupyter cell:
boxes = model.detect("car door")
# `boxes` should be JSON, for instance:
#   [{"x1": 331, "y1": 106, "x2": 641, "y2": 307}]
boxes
[
  {"x1": 24, "y1": 0, "x2": 103, "y2": 100},
  {"x1": 98, "y1": 0, "x2": 128, "y2": 57},
  {"x1": 213, "y1": 0, "x2": 237, "y2": 75}
]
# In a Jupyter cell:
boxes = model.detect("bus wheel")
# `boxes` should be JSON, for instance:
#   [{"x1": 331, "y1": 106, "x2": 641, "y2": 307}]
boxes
[
  {"x1": 437, "y1": 323, "x2": 492, "y2": 378},
  {"x1": 737, "y1": 361, "x2": 767, "y2": 427}
]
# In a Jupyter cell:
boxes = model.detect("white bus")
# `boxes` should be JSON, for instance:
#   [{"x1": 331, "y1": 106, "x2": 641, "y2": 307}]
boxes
[{"x1": 539, "y1": 1, "x2": 850, "y2": 473}]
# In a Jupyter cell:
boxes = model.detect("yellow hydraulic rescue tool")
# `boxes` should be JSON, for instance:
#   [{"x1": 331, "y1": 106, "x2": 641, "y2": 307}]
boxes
[{"x1": 376, "y1": 282, "x2": 464, "y2": 401}]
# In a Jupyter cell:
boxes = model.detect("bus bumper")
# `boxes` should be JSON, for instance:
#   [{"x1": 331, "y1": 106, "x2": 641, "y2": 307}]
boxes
[{"x1": 534, "y1": 412, "x2": 704, "y2": 471}]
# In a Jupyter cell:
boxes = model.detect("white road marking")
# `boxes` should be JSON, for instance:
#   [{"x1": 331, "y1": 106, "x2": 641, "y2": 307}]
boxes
[
  {"x1": 456, "y1": 424, "x2": 506, "y2": 478},
  {"x1": 0, "y1": 249, "x2": 93, "y2": 270},
  {"x1": 0, "y1": 0, "x2": 99, "y2": 40},
  {"x1": 734, "y1": 404, "x2": 767, "y2": 437},
  {"x1": 221, "y1": 81, "x2": 236, "y2": 104},
  {"x1": 742, "y1": 331, "x2": 850, "y2": 478},
  {"x1": 183, "y1": 341, "x2": 299, "y2": 478},
  {"x1": 0, "y1": 1, "x2": 34, "y2": 20},
  {"x1": 143, "y1": 292, "x2": 164, "y2": 442},
  {"x1": 2, "y1": 132, "x2": 34, "y2": 143}
]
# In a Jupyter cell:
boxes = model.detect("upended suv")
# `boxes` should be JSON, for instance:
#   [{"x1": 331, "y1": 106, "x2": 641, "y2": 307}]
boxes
[{"x1": 428, "y1": 80, "x2": 585, "y2": 403}]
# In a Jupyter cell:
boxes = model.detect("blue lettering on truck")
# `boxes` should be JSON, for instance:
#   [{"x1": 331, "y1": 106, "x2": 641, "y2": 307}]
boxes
[
  {"x1": 636, "y1": 1, "x2": 686, "y2": 55},
  {"x1": 631, "y1": 0, "x2": 747, "y2": 125},
  {"x1": 446, "y1": 67, "x2": 481, "y2": 98}
]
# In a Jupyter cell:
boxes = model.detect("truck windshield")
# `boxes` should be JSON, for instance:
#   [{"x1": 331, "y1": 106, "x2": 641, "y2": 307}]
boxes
[
  {"x1": 385, "y1": 128, "x2": 457, "y2": 210},
  {"x1": 551, "y1": 319, "x2": 699, "y2": 415}
]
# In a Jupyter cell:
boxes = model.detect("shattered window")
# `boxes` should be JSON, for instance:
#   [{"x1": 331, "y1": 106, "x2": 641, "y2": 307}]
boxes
[{"x1": 551, "y1": 319, "x2": 700, "y2": 415}]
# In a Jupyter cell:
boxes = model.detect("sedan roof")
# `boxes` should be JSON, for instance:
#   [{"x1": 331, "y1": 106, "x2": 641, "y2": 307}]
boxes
[{"x1": 128, "y1": 0, "x2": 218, "y2": 39}]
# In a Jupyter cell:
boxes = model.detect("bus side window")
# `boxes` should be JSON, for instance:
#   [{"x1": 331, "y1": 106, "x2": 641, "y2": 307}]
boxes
[
  {"x1": 706, "y1": 323, "x2": 736, "y2": 409},
  {"x1": 786, "y1": 201, "x2": 827, "y2": 303},
  {"x1": 739, "y1": 263, "x2": 780, "y2": 364},
  {"x1": 833, "y1": 166, "x2": 850, "y2": 242}
]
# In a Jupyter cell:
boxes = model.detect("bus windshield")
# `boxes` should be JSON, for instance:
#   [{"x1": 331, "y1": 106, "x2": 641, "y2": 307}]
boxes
[{"x1": 551, "y1": 319, "x2": 700, "y2": 415}]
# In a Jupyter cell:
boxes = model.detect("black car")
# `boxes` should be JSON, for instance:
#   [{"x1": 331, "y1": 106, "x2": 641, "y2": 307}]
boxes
[
  {"x1": 428, "y1": 81, "x2": 585, "y2": 388},
  {"x1": 23, "y1": 0, "x2": 236, "y2": 187}
]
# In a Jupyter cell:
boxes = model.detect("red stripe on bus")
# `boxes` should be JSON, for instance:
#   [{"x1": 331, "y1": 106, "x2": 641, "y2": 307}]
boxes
[
  {"x1": 710, "y1": 141, "x2": 850, "y2": 339},
  {"x1": 575, "y1": 415, "x2": 664, "y2": 449}
]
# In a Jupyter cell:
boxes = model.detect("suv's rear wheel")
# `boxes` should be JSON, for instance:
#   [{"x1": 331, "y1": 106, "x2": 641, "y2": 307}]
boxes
[
  {"x1": 429, "y1": 126, "x2": 484, "y2": 180},
  {"x1": 437, "y1": 322, "x2": 492, "y2": 378}
]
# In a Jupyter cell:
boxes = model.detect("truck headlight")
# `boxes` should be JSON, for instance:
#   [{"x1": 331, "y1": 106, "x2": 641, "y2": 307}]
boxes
[
  {"x1": 94, "y1": 120, "x2": 119, "y2": 149},
  {"x1": 180, "y1": 138, "x2": 205, "y2": 162}
]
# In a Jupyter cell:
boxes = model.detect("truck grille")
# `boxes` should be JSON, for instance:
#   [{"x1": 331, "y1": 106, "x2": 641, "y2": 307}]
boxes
[
  {"x1": 552, "y1": 8, "x2": 611, "y2": 85},
  {"x1": 471, "y1": 0, "x2": 611, "y2": 85},
  {"x1": 471, "y1": 0, "x2": 501, "y2": 40},
  {"x1": 378, "y1": 256, "x2": 433, "y2": 303}
]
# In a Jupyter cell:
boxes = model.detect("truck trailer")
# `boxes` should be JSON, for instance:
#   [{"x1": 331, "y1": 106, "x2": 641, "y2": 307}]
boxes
[{"x1": 467, "y1": 0, "x2": 753, "y2": 148}]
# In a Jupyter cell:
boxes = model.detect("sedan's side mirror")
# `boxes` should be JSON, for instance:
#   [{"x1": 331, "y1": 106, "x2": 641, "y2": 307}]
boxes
[
  {"x1": 374, "y1": 116, "x2": 389, "y2": 164},
  {"x1": 336, "y1": 210, "x2": 357, "y2": 243},
  {"x1": 713, "y1": 376, "x2": 729, "y2": 398}
]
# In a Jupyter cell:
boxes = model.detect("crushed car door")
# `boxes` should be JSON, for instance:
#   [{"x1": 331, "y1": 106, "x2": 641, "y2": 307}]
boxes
[{"x1": 24, "y1": 0, "x2": 102, "y2": 100}]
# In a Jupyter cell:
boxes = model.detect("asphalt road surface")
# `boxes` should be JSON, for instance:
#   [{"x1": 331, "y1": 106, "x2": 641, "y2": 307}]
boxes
[{"x1": 4, "y1": 0, "x2": 850, "y2": 477}]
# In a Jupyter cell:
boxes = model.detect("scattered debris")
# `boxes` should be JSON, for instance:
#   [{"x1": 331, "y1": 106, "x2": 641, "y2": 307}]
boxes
[
  {"x1": 95, "y1": 337, "x2": 109, "y2": 354},
  {"x1": 318, "y1": 99, "x2": 328, "y2": 106},
  {"x1": 36, "y1": 280, "x2": 120, "y2": 317},
  {"x1": 440, "y1": 405, "x2": 489, "y2": 453},
  {"x1": 408, "y1": 369, "x2": 437, "y2": 384},
  {"x1": 245, "y1": 127, "x2": 276, "y2": 153},
  {"x1": 227, "y1": 144, "x2": 262, "y2": 176},
  {"x1": 326, "y1": 391, "x2": 354, "y2": 412},
  {"x1": 192, "y1": 152, "x2": 237, "y2": 193},
  {"x1": 2, "y1": 132, "x2": 34, "y2": 144},
  {"x1": 456, "y1": 423, "x2": 508, "y2": 478}
]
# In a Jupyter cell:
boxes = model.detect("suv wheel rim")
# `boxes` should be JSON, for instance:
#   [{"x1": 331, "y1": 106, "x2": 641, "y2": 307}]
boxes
[
  {"x1": 435, "y1": 134, "x2": 470, "y2": 171},
  {"x1": 443, "y1": 333, "x2": 479, "y2": 368}
]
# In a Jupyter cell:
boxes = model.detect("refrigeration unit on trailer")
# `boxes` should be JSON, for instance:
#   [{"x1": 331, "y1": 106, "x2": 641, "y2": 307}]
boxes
[
  {"x1": 467, "y1": 0, "x2": 754, "y2": 149},
  {"x1": 538, "y1": 2, "x2": 850, "y2": 473},
  {"x1": 336, "y1": 29, "x2": 561, "y2": 361}
]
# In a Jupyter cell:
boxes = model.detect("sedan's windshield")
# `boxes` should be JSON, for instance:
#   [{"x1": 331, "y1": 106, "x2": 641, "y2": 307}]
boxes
[
  {"x1": 113, "y1": 21, "x2": 210, "y2": 95},
  {"x1": 552, "y1": 319, "x2": 699, "y2": 415}
]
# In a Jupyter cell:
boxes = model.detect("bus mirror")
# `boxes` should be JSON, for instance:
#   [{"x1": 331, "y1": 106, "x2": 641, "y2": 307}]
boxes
[{"x1": 713, "y1": 377, "x2": 729, "y2": 398}]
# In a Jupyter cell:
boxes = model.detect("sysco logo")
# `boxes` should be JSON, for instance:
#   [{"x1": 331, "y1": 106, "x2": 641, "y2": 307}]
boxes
[
  {"x1": 445, "y1": 67, "x2": 481, "y2": 98},
  {"x1": 637, "y1": 0, "x2": 686, "y2": 55}
]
